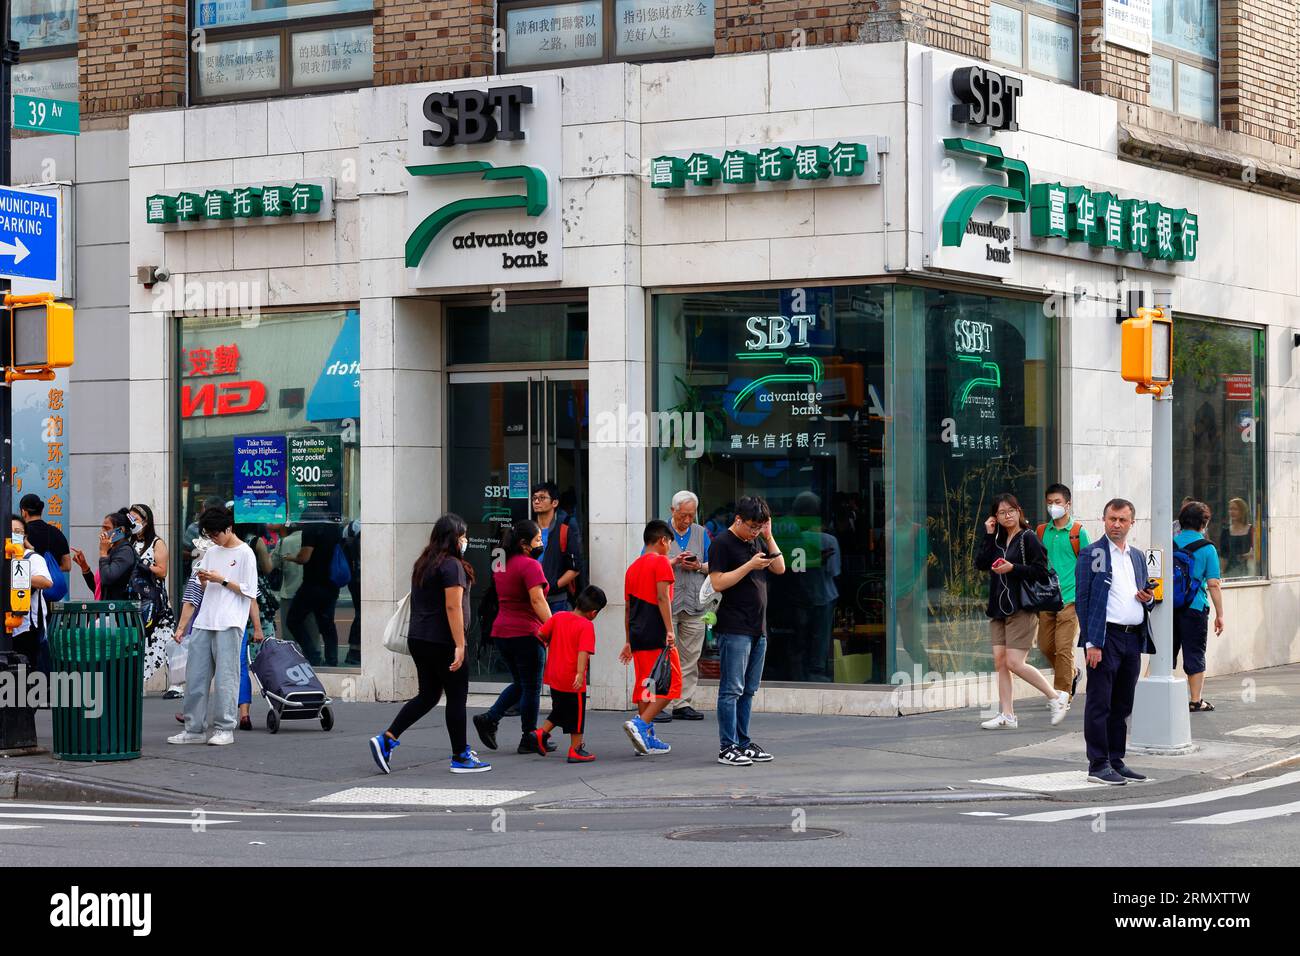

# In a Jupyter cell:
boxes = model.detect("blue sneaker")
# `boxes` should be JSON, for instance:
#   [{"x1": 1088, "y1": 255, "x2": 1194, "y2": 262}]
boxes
[
  {"x1": 450, "y1": 748, "x2": 492, "y2": 774},
  {"x1": 623, "y1": 717, "x2": 650, "y2": 755},
  {"x1": 645, "y1": 725, "x2": 671, "y2": 755},
  {"x1": 369, "y1": 733, "x2": 399, "y2": 774}
]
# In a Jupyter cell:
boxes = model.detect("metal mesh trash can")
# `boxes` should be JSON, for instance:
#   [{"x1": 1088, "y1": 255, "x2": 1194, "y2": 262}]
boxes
[{"x1": 46, "y1": 601, "x2": 145, "y2": 761}]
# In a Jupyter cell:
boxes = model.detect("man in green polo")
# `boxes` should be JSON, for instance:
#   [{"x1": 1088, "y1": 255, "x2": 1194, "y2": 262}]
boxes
[{"x1": 1036, "y1": 483, "x2": 1090, "y2": 705}]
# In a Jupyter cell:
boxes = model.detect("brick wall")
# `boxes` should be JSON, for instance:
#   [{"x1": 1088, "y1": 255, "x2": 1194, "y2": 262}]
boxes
[
  {"x1": 80, "y1": 0, "x2": 186, "y2": 116},
  {"x1": 1220, "y1": 0, "x2": 1297, "y2": 149},
  {"x1": 373, "y1": 0, "x2": 494, "y2": 85},
  {"x1": 1078, "y1": 0, "x2": 1148, "y2": 105},
  {"x1": 715, "y1": 0, "x2": 986, "y2": 57}
]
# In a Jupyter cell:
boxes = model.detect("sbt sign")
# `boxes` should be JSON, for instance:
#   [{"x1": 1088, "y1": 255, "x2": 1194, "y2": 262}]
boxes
[{"x1": 744, "y1": 314, "x2": 818, "y2": 350}]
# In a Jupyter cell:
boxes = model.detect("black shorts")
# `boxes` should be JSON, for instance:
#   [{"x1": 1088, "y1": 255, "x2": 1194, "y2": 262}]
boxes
[
  {"x1": 1173, "y1": 606, "x2": 1209, "y2": 676},
  {"x1": 546, "y1": 689, "x2": 587, "y2": 735}
]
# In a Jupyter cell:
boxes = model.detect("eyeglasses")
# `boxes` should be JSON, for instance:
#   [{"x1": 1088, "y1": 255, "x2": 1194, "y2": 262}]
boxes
[
  {"x1": 531, "y1": 494, "x2": 552, "y2": 502},
  {"x1": 743, "y1": 521, "x2": 764, "y2": 532},
  {"x1": 995, "y1": 511, "x2": 1018, "y2": 518}
]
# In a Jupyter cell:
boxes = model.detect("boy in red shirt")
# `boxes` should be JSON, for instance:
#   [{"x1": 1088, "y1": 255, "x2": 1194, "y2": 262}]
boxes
[
  {"x1": 619, "y1": 520, "x2": 679, "y2": 755},
  {"x1": 528, "y1": 586, "x2": 607, "y2": 762}
]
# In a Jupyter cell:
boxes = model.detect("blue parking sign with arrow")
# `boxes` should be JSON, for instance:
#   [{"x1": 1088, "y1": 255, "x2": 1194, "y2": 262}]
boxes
[{"x1": 0, "y1": 185, "x2": 58, "y2": 283}]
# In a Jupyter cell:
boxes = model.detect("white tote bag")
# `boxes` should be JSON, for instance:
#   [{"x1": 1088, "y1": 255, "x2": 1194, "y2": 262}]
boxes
[
  {"x1": 383, "y1": 593, "x2": 412, "y2": 656},
  {"x1": 697, "y1": 576, "x2": 723, "y2": 613}
]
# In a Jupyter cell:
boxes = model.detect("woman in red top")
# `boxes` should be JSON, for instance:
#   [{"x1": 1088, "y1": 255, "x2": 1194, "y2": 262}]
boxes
[{"x1": 472, "y1": 519, "x2": 553, "y2": 755}]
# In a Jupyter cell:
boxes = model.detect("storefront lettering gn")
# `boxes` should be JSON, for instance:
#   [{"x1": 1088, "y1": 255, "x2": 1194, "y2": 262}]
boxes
[
  {"x1": 181, "y1": 343, "x2": 268, "y2": 420},
  {"x1": 405, "y1": 76, "x2": 563, "y2": 288}
]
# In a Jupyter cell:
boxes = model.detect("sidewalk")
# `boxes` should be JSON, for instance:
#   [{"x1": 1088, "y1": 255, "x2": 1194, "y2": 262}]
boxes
[{"x1": 3, "y1": 665, "x2": 1298, "y2": 811}]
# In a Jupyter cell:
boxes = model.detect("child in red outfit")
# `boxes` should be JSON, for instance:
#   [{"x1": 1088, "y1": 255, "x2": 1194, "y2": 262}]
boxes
[{"x1": 530, "y1": 586, "x2": 607, "y2": 762}]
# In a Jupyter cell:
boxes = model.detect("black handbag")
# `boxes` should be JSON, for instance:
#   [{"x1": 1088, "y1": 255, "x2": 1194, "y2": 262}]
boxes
[
  {"x1": 645, "y1": 646, "x2": 673, "y2": 699},
  {"x1": 1017, "y1": 533, "x2": 1064, "y2": 613}
]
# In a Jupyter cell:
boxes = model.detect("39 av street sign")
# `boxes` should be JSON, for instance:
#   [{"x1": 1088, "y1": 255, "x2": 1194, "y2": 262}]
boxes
[
  {"x1": 12, "y1": 95, "x2": 79, "y2": 136},
  {"x1": 0, "y1": 186, "x2": 59, "y2": 283}
]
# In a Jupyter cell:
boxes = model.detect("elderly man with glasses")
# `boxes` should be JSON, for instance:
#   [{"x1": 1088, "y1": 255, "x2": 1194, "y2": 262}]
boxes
[{"x1": 652, "y1": 490, "x2": 712, "y2": 723}]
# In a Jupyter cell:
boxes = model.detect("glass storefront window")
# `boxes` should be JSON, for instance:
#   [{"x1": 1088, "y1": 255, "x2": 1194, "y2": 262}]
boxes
[
  {"x1": 1176, "y1": 61, "x2": 1217, "y2": 123},
  {"x1": 10, "y1": 1, "x2": 77, "y2": 102},
  {"x1": 1149, "y1": 55, "x2": 1174, "y2": 112},
  {"x1": 1152, "y1": 0, "x2": 1217, "y2": 60},
  {"x1": 179, "y1": 310, "x2": 363, "y2": 669},
  {"x1": 195, "y1": 0, "x2": 372, "y2": 28},
  {"x1": 447, "y1": 301, "x2": 588, "y2": 365},
  {"x1": 11, "y1": 0, "x2": 76, "y2": 50},
  {"x1": 291, "y1": 24, "x2": 374, "y2": 88},
  {"x1": 1151, "y1": 0, "x2": 1217, "y2": 124},
  {"x1": 12, "y1": 56, "x2": 77, "y2": 100},
  {"x1": 989, "y1": 4, "x2": 1024, "y2": 69},
  {"x1": 1172, "y1": 319, "x2": 1266, "y2": 580},
  {"x1": 197, "y1": 36, "x2": 282, "y2": 100},
  {"x1": 653, "y1": 285, "x2": 1057, "y2": 686},
  {"x1": 990, "y1": 0, "x2": 1077, "y2": 85}
]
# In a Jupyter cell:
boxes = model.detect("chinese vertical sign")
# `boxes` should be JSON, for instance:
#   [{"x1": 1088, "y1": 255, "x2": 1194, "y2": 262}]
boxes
[{"x1": 12, "y1": 370, "x2": 70, "y2": 530}]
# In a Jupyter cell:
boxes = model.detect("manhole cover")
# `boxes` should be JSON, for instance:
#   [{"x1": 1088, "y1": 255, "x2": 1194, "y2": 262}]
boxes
[{"x1": 666, "y1": 825, "x2": 842, "y2": 843}]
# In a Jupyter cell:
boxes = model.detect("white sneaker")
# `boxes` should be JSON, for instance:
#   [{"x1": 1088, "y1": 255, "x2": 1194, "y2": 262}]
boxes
[
  {"x1": 207, "y1": 730, "x2": 235, "y2": 746},
  {"x1": 167, "y1": 731, "x2": 207, "y2": 745},
  {"x1": 980, "y1": 713, "x2": 1018, "y2": 730},
  {"x1": 1049, "y1": 691, "x2": 1070, "y2": 726}
]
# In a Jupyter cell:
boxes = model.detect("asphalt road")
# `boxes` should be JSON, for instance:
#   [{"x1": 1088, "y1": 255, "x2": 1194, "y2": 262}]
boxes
[{"x1": 1, "y1": 766, "x2": 1296, "y2": 867}]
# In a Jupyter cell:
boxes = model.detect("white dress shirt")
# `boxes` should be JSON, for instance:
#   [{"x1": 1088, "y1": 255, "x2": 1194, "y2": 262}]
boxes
[{"x1": 1105, "y1": 539, "x2": 1145, "y2": 626}]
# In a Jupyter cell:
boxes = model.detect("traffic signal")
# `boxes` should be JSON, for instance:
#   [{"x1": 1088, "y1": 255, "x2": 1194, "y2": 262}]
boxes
[
  {"x1": 6, "y1": 292, "x2": 73, "y2": 380},
  {"x1": 1120, "y1": 306, "x2": 1172, "y2": 394}
]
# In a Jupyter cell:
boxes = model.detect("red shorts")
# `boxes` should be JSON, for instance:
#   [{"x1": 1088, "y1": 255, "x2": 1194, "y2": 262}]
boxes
[{"x1": 632, "y1": 647, "x2": 681, "y2": 703}]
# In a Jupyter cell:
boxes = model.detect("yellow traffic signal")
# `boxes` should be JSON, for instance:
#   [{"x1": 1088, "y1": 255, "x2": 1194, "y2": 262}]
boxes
[
  {"x1": 6, "y1": 292, "x2": 73, "y2": 380},
  {"x1": 1120, "y1": 306, "x2": 1172, "y2": 394}
]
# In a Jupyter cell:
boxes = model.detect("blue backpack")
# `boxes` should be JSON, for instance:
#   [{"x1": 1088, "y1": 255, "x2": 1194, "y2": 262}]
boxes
[
  {"x1": 1172, "y1": 538, "x2": 1211, "y2": 610},
  {"x1": 43, "y1": 551, "x2": 68, "y2": 603},
  {"x1": 328, "y1": 542, "x2": 352, "y2": 588}
]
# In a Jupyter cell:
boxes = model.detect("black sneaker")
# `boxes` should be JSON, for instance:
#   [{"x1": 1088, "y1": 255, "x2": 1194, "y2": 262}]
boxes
[
  {"x1": 472, "y1": 714, "x2": 498, "y2": 751},
  {"x1": 718, "y1": 745, "x2": 753, "y2": 767},
  {"x1": 1070, "y1": 667, "x2": 1081, "y2": 699},
  {"x1": 544, "y1": 733, "x2": 557, "y2": 753},
  {"x1": 1087, "y1": 767, "x2": 1127, "y2": 786},
  {"x1": 672, "y1": 705, "x2": 705, "y2": 721},
  {"x1": 1112, "y1": 763, "x2": 1147, "y2": 782},
  {"x1": 742, "y1": 741, "x2": 773, "y2": 763}
]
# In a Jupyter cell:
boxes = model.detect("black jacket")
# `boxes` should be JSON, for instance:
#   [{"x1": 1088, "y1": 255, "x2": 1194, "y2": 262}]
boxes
[
  {"x1": 98, "y1": 540, "x2": 136, "y2": 600},
  {"x1": 975, "y1": 528, "x2": 1050, "y2": 619},
  {"x1": 537, "y1": 510, "x2": 583, "y2": 603}
]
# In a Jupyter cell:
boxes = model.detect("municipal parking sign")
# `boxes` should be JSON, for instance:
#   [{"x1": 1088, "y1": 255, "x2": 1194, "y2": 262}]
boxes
[{"x1": 0, "y1": 185, "x2": 59, "y2": 283}]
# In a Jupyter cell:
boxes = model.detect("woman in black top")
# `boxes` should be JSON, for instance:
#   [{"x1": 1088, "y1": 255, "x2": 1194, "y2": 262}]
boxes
[
  {"x1": 974, "y1": 493, "x2": 1069, "y2": 729},
  {"x1": 368, "y1": 514, "x2": 492, "y2": 775},
  {"x1": 97, "y1": 510, "x2": 137, "y2": 600}
]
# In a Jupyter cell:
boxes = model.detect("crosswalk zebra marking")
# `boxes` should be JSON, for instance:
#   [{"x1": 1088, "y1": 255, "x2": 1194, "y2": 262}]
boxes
[
  {"x1": 1000, "y1": 769, "x2": 1300, "y2": 823},
  {"x1": 1175, "y1": 800, "x2": 1300, "y2": 826}
]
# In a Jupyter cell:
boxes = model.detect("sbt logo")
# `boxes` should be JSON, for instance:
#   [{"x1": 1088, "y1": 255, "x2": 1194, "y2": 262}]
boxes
[
  {"x1": 422, "y1": 85, "x2": 533, "y2": 146},
  {"x1": 951, "y1": 66, "x2": 1023, "y2": 133},
  {"x1": 745, "y1": 314, "x2": 816, "y2": 351},
  {"x1": 953, "y1": 319, "x2": 993, "y2": 354}
]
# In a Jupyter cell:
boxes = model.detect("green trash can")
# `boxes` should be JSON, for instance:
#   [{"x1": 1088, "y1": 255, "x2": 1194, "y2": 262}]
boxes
[{"x1": 46, "y1": 601, "x2": 146, "y2": 761}]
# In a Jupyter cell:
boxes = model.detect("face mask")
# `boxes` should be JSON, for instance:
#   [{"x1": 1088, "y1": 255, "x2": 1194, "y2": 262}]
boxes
[
  {"x1": 530, "y1": 546, "x2": 544, "y2": 559},
  {"x1": 459, "y1": 539, "x2": 468, "y2": 555},
  {"x1": 129, "y1": 517, "x2": 144, "y2": 535},
  {"x1": 1047, "y1": 504, "x2": 1067, "y2": 521}
]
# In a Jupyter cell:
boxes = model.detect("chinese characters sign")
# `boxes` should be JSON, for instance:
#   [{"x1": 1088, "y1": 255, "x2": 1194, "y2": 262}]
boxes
[
  {"x1": 181, "y1": 342, "x2": 268, "y2": 420},
  {"x1": 503, "y1": 1, "x2": 604, "y2": 68},
  {"x1": 1104, "y1": 0, "x2": 1152, "y2": 54},
  {"x1": 651, "y1": 137, "x2": 885, "y2": 196},
  {"x1": 1028, "y1": 182, "x2": 1198, "y2": 261},
  {"x1": 615, "y1": 0, "x2": 714, "y2": 57},
  {"x1": 11, "y1": 371, "x2": 70, "y2": 532},
  {"x1": 145, "y1": 179, "x2": 334, "y2": 231}
]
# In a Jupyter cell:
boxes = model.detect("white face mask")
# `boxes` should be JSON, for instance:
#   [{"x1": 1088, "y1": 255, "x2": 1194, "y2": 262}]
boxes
[
  {"x1": 1047, "y1": 504, "x2": 1067, "y2": 521},
  {"x1": 130, "y1": 517, "x2": 144, "y2": 535},
  {"x1": 459, "y1": 538, "x2": 468, "y2": 555}
]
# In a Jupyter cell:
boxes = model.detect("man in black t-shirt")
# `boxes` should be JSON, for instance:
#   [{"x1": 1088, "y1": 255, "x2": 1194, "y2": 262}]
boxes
[
  {"x1": 20, "y1": 493, "x2": 71, "y2": 573},
  {"x1": 286, "y1": 522, "x2": 344, "y2": 666},
  {"x1": 708, "y1": 496, "x2": 786, "y2": 768}
]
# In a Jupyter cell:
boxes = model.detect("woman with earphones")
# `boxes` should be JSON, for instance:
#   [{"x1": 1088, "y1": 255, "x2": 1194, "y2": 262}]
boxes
[{"x1": 974, "y1": 493, "x2": 1070, "y2": 730}]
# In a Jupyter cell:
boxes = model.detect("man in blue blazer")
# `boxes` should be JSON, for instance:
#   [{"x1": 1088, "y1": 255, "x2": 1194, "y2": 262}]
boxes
[{"x1": 1074, "y1": 498, "x2": 1156, "y2": 786}]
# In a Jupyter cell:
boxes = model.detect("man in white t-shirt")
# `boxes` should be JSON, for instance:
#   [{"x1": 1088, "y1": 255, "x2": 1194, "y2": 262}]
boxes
[{"x1": 168, "y1": 506, "x2": 258, "y2": 747}]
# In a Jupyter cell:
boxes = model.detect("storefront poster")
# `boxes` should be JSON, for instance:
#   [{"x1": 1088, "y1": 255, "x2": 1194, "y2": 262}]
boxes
[
  {"x1": 1224, "y1": 373, "x2": 1253, "y2": 402},
  {"x1": 198, "y1": 35, "x2": 281, "y2": 99},
  {"x1": 11, "y1": 370, "x2": 70, "y2": 532},
  {"x1": 615, "y1": 0, "x2": 714, "y2": 58},
  {"x1": 503, "y1": 0, "x2": 603, "y2": 67},
  {"x1": 305, "y1": 309, "x2": 360, "y2": 422},
  {"x1": 291, "y1": 25, "x2": 374, "y2": 88},
  {"x1": 233, "y1": 436, "x2": 287, "y2": 524},
  {"x1": 1104, "y1": 0, "x2": 1153, "y2": 55},
  {"x1": 508, "y1": 462, "x2": 530, "y2": 499},
  {"x1": 287, "y1": 435, "x2": 343, "y2": 523}
]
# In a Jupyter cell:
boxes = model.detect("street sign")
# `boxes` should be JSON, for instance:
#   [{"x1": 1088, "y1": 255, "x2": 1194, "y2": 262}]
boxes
[
  {"x1": 0, "y1": 186, "x2": 58, "y2": 283},
  {"x1": 12, "y1": 95, "x2": 79, "y2": 136}
]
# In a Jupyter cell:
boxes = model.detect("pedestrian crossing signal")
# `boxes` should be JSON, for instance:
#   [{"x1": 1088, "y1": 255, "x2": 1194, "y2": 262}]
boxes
[
  {"x1": 1120, "y1": 307, "x2": 1172, "y2": 395},
  {"x1": 6, "y1": 292, "x2": 73, "y2": 380}
]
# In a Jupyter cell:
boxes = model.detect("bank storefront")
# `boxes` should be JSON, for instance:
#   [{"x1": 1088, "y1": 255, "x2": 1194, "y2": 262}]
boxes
[{"x1": 128, "y1": 39, "x2": 1297, "y2": 710}]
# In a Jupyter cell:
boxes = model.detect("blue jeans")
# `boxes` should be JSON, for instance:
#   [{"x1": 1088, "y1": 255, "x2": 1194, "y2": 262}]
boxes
[
  {"x1": 716, "y1": 632, "x2": 767, "y2": 750},
  {"x1": 484, "y1": 636, "x2": 544, "y2": 733},
  {"x1": 183, "y1": 626, "x2": 243, "y2": 733},
  {"x1": 239, "y1": 627, "x2": 252, "y2": 707}
]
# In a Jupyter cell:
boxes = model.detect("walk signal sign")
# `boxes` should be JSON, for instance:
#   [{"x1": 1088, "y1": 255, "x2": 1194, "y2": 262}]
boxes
[
  {"x1": 1121, "y1": 306, "x2": 1172, "y2": 394},
  {"x1": 6, "y1": 292, "x2": 73, "y2": 379}
]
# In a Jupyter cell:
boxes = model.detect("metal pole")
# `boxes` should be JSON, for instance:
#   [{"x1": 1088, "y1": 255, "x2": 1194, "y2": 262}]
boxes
[
  {"x1": 0, "y1": 3, "x2": 14, "y2": 658},
  {"x1": 1130, "y1": 288, "x2": 1194, "y2": 753}
]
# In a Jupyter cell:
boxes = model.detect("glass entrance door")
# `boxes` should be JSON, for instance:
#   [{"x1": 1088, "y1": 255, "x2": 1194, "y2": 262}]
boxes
[{"x1": 446, "y1": 370, "x2": 588, "y2": 684}]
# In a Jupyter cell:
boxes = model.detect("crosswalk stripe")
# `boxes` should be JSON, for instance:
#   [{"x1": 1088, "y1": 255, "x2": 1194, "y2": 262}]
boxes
[
  {"x1": 0, "y1": 824, "x2": 42, "y2": 830},
  {"x1": 311, "y1": 787, "x2": 532, "y2": 807},
  {"x1": 1001, "y1": 769, "x2": 1300, "y2": 823},
  {"x1": 0, "y1": 802, "x2": 404, "y2": 820},
  {"x1": 961, "y1": 811, "x2": 1008, "y2": 817},
  {"x1": 0, "y1": 812, "x2": 235, "y2": 826},
  {"x1": 1175, "y1": 800, "x2": 1300, "y2": 826}
]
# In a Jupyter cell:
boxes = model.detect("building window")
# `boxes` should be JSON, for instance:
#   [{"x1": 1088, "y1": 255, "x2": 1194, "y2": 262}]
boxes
[
  {"x1": 498, "y1": 0, "x2": 714, "y2": 72},
  {"x1": 653, "y1": 285, "x2": 1057, "y2": 685},
  {"x1": 10, "y1": 0, "x2": 77, "y2": 101},
  {"x1": 989, "y1": 0, "x2": 1078, "y2": 85},
  {"x1": 1172, "y1": 319, "x2": 1266, "y2": 580},
  {"x1": 1150, "y1": 0, "x2": 1218, "y2": 123},
  {"x1": 191, "y1": 1, "x2": 374, "y2": 103},
  {"x1": 178, "y1": 309, "x2": 363, "y2": 669}
]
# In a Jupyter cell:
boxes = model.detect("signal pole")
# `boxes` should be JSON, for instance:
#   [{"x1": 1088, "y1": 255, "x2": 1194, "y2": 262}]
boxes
[{"x1": 1, "y1": 1, "x2": 16, "y2": 658}]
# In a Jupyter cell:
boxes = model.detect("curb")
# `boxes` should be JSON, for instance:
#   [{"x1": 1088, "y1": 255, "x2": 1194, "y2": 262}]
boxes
[
  {"x1": 0, "y1": 769, "x2": 195, "y2": 807},
  {"x1": 1219, "y1": 746, "x2": 1300, "y2": 781},
  {"x1": 531, "y1": 789, "x2": 1046, "y2": 810}
]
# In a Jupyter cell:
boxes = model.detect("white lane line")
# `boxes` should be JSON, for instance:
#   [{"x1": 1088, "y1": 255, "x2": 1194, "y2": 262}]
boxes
[
  {"x1": 311, "y1": 787, "x2": 533, "y2": 807},
  {"x1": 1002, "y1": 769, "x2": 1300, "y2": 823},
  {"x1": 0, "y1": 803, "x2": 405, "y2": 820},
  {"x1": 1176, "y1": 800, "x2": 1300, "y2": 826},
  {"x1": 0, "y1": 824, "x2": 42, "y2": 830},
  {"x1": 961, "y1": 811, "x2": 1008, "y2": 817},
  {"x1": 0, "y1": 812, "x2": 235, "y2": 826}
]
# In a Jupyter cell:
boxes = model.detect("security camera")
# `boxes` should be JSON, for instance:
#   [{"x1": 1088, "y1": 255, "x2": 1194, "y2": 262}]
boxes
[{"x1": 136, "y1": 265, "x2": 170, "y2": 287}]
